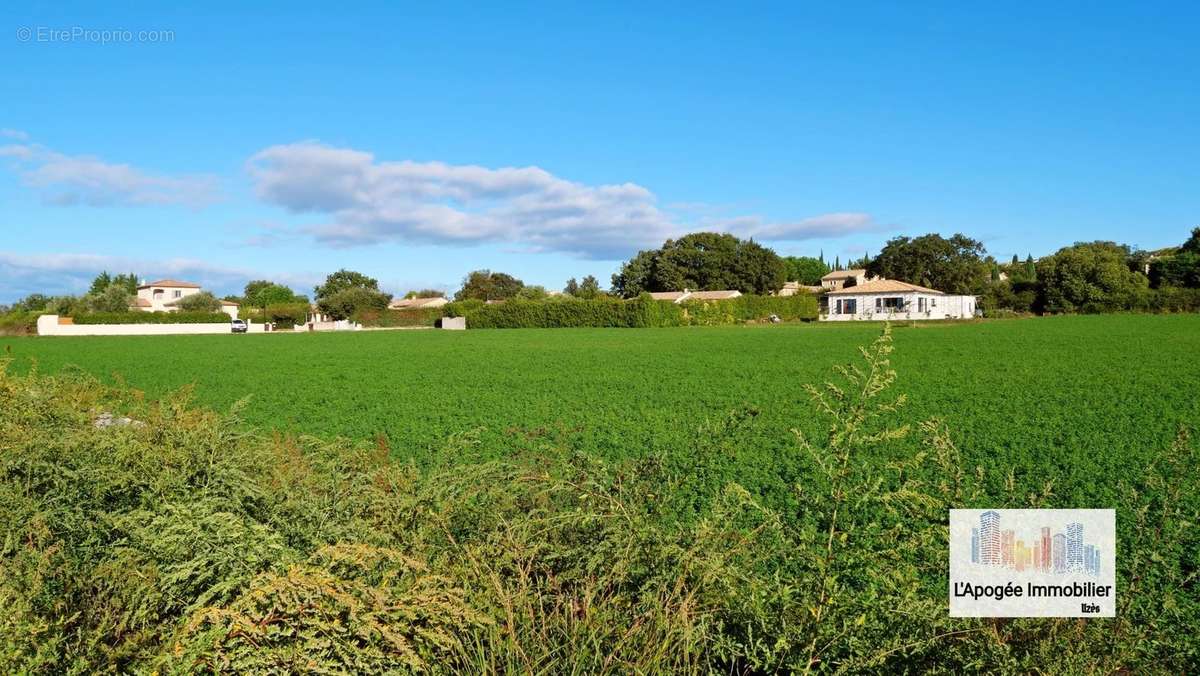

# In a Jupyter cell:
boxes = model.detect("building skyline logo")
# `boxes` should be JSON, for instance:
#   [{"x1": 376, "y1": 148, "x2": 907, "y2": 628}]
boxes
[
  {"x1": 950, "y1": 509, "x2": 1115, "y2": 617},
  {"x1": 969, "y1": 510, "x2": 1100, "y2": 576}
]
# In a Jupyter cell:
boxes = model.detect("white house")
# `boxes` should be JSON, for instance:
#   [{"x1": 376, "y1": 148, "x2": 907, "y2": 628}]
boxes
[
  {"x1": 132, "y1": 279, "x2": 239, "y2": 319},
  {"x1": 821, "y1": 279, "x2": 976, "y2": 321}
]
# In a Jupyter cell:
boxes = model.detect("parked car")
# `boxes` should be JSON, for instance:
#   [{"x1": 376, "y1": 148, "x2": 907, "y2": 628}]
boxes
[{"x1": 231, "y1": 319, "x2": 248, "y2": 333}]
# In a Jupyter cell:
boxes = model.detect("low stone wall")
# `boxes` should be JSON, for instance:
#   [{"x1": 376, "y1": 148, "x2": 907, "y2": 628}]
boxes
[
  {"x1": 440, "y1": 316, "x2": 466, "y2": 330},
  {"x1": 36, "y1": 315, "x2": 263, "y2": 336}
]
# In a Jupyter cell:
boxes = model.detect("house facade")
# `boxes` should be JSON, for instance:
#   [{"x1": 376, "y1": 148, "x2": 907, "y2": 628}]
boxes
[
  {"x1": 820, "y1": 269, "x2": 873, "y2": 291},
  {"x1": 821, "y1": 279, "x2": 976, "y2": 321},
  {"x1": 778, "y1": 281, "x2": 822, "y2": 296},
  {"x1": 132, "y1": 279, "x2": 239, "y2": 318}
]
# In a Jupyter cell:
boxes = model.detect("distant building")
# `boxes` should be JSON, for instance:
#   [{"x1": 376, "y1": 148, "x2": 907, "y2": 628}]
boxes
[
  {"x1": 778, "y1": 281, "x2": 823, "y2": 296},
  {"x1": 1053, "y1": 533, "x2": 1067, "y2": 573},
  {"x1": 646, "y1": 289, "x2": 742, "y2": 304},
  {"x1": 820, "y1": 269, "x2": 871, "y2": 291},
  {"x1": 388, "y1": 296, "x2": 449, "y2": 310},
  {"x1": 1041, "y1": 527, "x2": 1052, "y2": 571},
  {"x1": 971, "y1": 528, "x2": 980, "y2": 564},
  {"x1": 1001, "y1": 529, "x2": 1015, "y2": 566},
  {"x1": 132, "y1": 279, "x2": 238, "y2": 319},
  {"x1": 821, "y1": 279, "x2": 976, "y2": 322}
]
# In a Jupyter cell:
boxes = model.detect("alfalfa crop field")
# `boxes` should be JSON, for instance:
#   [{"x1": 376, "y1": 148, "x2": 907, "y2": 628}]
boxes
[{"x1": 2, "y1": 314, "x2": 1198, "y2": 672}]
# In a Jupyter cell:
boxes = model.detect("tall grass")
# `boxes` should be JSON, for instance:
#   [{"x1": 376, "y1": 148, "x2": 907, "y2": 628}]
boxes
[{"x1": 0, "y1": 327, "x2": 1196, "y2": 673}]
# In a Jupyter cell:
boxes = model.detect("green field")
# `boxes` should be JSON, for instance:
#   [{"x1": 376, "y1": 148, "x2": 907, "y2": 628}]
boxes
[
  {"x1": 5, "y1": 314, "x2": 1199, "y2": 672},
  {"x1": 6, "y1": 315, "x2": 1199, "y2": 509}
]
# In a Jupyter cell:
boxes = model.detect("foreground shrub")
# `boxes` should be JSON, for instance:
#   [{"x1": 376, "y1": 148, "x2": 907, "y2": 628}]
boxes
[{"x1": 0, "y1": 327, "x2": 1196, "y2": 673}]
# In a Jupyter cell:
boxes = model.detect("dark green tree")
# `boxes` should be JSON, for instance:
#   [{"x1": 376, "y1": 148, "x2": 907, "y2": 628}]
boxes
[
  {"x1": 454, "y1": 270, "x2": 525, "y2": 301},
  {"x1": 611, "y1": 232, "x2": 785, "y2": 297},
  {"x1": 174, "y1": 291, "x2": 222, "y2": 313},
  {"x1": 563, "y1": 278, "x2": 580, "y2": 296},
  {"x1": 577, "y1": 275, "x2": 603, "y2": 299},
  {"x1": 1036, "y1": 241, "x2": 1149, "y2": 312},
  {"x1": 866, "y1": 233, "x2": 990, "y2": 294},
  {"x1": 782, "y1": 256, "x2": 831, "y2": 285},
  {"x1": 314, "y1": 270, "x2": 384, "y2": 299}
]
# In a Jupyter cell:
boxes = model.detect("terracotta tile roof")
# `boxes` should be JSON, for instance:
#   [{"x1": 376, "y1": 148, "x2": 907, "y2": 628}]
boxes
[
  {"x1": 389, "y1": 296, "x2": 448, "y2": 309},
  {"x1": 825, "y1": 279, "x2": 944, "y2": 295},
  {"x1": 820, "y1": 269, "x2": 866, "y2": 280},
  {"x1": 648, "y1": 291, "x2": 688, "y2": 301},
  {"x1": 137, "y1": 279, "x2": 201, "y2": 289},
  {"x1": 686, "y1": 290, "x2": 742, "y2": 300}
]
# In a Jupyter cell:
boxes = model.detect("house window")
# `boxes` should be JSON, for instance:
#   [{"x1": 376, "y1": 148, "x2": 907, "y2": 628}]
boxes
[
  {"x1": 918, "y1": 297, "x2": 925, "y2": 312},
  {"x1": 881, "y1": 297, "x2": 903, "y2": 310},
  {"x1": 173, "y1": 290, "x2": 182, "y2": 298},
  {"x1": 153, "y1": 289, "x2": 163, "y2": 300},
  {"x1": 843, "y1": 299, "x2": 856, "y2": 315}
]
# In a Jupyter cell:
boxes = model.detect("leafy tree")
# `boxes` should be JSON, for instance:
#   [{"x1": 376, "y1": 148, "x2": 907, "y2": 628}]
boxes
[
  {"x1": 782, "y1": 256, "x2": 830, "y2": 285},
  {"x1": 577, "y1": 275, "x2": 603, "y2": 300},
  {"x1": 1011, "y1": 254, "x2": 1020, "y2": 266},
  {"x1": 611, "y1": 232, "x2": 785, "y2": 297},
  {"x1": 175, "y1": 291, "x2": 223, "y2": 313},
  {"x1": 1147, "y1": 228, "x2": 1200, "y2": 289},
  {"x1": 314, "y1": 270, "x2": 384, "y2": 300},
  {"x1": 516, "y1": 285, "x2": 549, "y2": 300},
  {"x1": 563, "y1": 278, "x2": 580, "y2": 296},
  {"x1": 244, "y1": 280, "x2": 276, "y2": 301},
  {"x1": 611, "y1": 250, "x2": 658, "y2": 297},
  {"x1": 867, "y1": 233, "x2": 990, "y2": 294},
  {"x1": 249, "y1": 283, "x2": 300, "y2": 311},
  {"x1": 318, "y1": 287, "x2": 390, "y2": 320},
  {"x1": 89, "y1": 271, "x2": 137, "y2": 295},
  {"x1": 454, "y1": 270, "x2": 525, "y2": 301},
  {"x1": 85, "y1": 285, "x2": 135, "y2": 313},
  {"x1": 12, "y1": 293, "x2": 50, "y2": 312},
  {"x1": 404, "y1": 289, "x2": 444, "y2": 299},
  {"x1": 1037, "y1": 241, "x2": 1149, "y2": 313}
]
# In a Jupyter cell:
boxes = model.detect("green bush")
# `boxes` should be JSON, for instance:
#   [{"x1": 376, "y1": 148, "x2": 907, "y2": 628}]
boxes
[
  {"x1": 0, "y1": 311, "x2": 39, "y2": 336},
  {"x1": 357, "y1": 307, "x2": 444, "y2": 328},
  {"x1": 72, "y1": 311, "x2": 233, "y2": 324},
  {"x1": 442, "y1": 294, "x2": 817, "y2": 329}
]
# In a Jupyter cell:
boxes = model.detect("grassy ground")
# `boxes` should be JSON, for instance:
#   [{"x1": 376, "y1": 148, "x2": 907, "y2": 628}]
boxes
[{"x1": 5, "y1": 315, "x2": 1198, "y2": 510}]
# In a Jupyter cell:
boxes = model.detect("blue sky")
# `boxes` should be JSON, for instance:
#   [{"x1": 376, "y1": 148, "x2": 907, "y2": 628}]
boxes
[{"x1": 2, "y1": 2, "x2": 1197, "y2": 302}]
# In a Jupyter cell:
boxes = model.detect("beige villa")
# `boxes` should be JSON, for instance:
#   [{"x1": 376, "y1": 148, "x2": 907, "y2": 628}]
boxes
[{"x1": 131, "y1": 279, "x2": 239, "y2": 318}]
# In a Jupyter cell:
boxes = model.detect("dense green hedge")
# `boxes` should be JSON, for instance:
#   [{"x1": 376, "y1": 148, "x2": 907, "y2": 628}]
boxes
[
  {"x1": 443, "y1": 294, "x2": 818, "y2": 329},
  {"x1": 72, "y1": 311, "x2": 233, "y2": 325},
  {"x1": 356, "y1": 307, "x2": 444, "y2": 328}
]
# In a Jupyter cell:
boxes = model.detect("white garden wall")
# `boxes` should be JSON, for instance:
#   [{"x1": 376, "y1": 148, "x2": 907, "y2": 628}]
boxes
[{"x1": 36, "y1": 315, "x2": 263, "y2": 336}]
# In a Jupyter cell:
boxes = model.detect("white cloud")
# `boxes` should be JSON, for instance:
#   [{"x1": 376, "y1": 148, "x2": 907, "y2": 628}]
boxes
[
  {"x1": 247, "y1": 142, "x2": 678, "y2": 259},
  {"x1": 247, "y1": 141, "x2": 881, "y2": 259},
  {"x1": 0, "y1": 128, "x2": 30, "y2": 141},
  {"x1": 0, "y1": 138, "x2": 219, "y2": 208},
  {"x1": 719, "y1": 212, "x2": 883, "y2": 240}
]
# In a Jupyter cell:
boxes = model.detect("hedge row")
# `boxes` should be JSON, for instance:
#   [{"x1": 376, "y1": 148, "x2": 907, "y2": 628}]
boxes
[
  {"x1": 443, "y1": 294, "x2": 818, "y2": 329},
  {"x1": 72, "y1": 311, "x2": 234, "y2": 325},
  {"x1": 356, "y1": 307, "x2": 444, "y2": 328}
]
